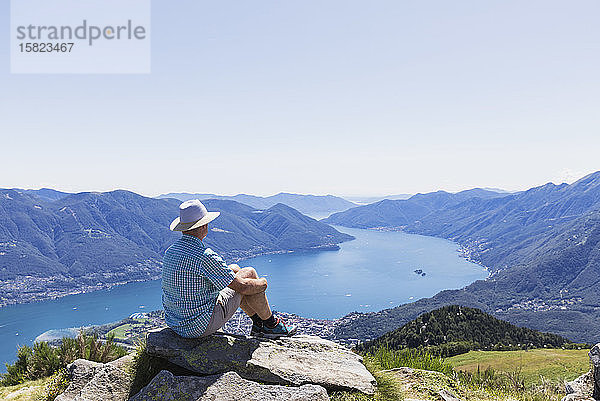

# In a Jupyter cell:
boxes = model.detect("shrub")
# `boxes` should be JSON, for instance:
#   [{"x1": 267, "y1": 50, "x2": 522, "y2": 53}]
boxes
[
  {"x1": 0, "y1": 345, "x2": 33, "y2": 386},
  {"x1": 0, "y1": 331, "x2": 128, "y2": 387},
  {"x1": 28, "y1": 342, "x2": 62, "y2": 379},
  {"x1": 75, "y1": 332, "x2": 127, "y2": 363},
  {"x1": 41, "y1": 368, "x2": 70, "y2": 401}
]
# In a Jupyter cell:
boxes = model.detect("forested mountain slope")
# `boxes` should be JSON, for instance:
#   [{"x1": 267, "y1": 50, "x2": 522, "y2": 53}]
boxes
[{"x1": 356, "y1": 305, "x2": 572, "y2": 355}]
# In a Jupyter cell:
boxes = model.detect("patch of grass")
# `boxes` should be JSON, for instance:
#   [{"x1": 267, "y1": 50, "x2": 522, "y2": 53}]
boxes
[
  {"x1": 0, "y1": 376, "x2": 51, "y2": 401},
  {"x1": 128, "y1": 336, "x2": 165, "y2": 397},
  {"x1": 448, "y1": 348, "x2": 590, "y2": 385},
  {"x1": 108, "y1": 318, "x2": 152, "y2": 342},
  {"x1": 330, "y1": 356, "x2": 403, "y2": 401},
  {"x1": 368, "y1": 346, "x2": 454, "y2": 375},
  {"x1": 330, "y1": 347, "x2": 462, "y2": 400},
  {"x1": 107, "y1": 324, "x2": 134, "y2": 340},
  {"x1": 453, "y1": 367, "x2": 565, "y2": 401},
  {"x1": 351, "y1": 346, "x2": 570, "y2": 401}
]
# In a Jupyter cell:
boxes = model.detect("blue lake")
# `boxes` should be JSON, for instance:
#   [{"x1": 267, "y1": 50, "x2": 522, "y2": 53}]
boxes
[{"x1": 0, "y1": 227, "x2": 487, "y2": 370}]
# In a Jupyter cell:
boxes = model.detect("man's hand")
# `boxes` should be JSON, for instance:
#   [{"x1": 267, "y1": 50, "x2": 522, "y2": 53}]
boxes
[
  {"x1": 227, "y1": 267, "x2": 267, "y2": 295},
  {"x1": 228, "y1": 263, "x2": 241, "y2": 273}
]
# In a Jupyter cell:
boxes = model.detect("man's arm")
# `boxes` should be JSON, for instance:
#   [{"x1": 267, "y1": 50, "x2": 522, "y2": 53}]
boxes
[{"x1": 228, "y1": 272, "x2": 267, "y2": 295}]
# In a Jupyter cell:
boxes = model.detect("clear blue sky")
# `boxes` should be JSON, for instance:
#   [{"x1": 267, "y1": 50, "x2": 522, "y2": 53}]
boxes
[{"x1": 1, "y1": 1, "x2": 598, "y2": 197}]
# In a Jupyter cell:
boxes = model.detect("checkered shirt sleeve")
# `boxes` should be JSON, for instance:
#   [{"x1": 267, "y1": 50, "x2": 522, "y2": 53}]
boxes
[{"x1": 201, "y1": 248, "x2": 237, "y2": 290}]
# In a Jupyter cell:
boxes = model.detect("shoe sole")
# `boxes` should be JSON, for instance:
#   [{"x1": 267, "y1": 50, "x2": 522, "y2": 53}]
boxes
[{"x1": 256, "y1": 327, "x2": 298, "y2": 338}]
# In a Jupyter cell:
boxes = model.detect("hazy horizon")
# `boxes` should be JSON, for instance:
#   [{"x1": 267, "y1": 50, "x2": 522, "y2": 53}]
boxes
[{"x1": 4, "y1": 169, "x2": 596, "y2": 199}]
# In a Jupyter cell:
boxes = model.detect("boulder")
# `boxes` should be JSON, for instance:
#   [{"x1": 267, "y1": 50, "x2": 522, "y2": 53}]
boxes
[
  {"x1": 55, "y1": 354, "x2": 134, "y2": 401},
  {"x1": 130, "y1": 370, "x2": 330, "y2": 401},
  {"x1": 561, "y1": 345, "x2": 599, "y2": 401},
  {"x1": 590, "y1": 343, "x2": 600, "y2": 399},
  {"x1": 562, "y1": 394, "x2": 595, "y2": 401},
  {"x1": 146, "y1": 328, "x2": 376, "y2": 394},
  {"x1": 438, "y1": 389, "x2": 461, "y2": 401},
  {"x1": 565, "y1": 370, "x2": 594, "y2": 396}
]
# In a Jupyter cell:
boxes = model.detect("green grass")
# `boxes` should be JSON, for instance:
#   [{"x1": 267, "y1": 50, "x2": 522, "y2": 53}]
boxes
[
  {"x1": 337, "y1": 346, "x2": 576, "y2": 401},
  {"x1": 329, "y1": 347, "x2": 459, "y2": 400},
  {"x1": 0, "y1": 376, "x2": 52, "y2": 400},
  {"x1": 330, "y1": 356, "x2": 404, "y2": 401},
  {"x1": 368, "y1": 347, "x2": 454, "y2": 375},
  {"x1": 448, "y1": 348, "x2": 590, "y2": 385},
  {"x1": 107, "y1": 323, "x2": 134, "y2": 340},
  {"x1": 107, "y1": 318, "x2": 150, "y2": 341}
]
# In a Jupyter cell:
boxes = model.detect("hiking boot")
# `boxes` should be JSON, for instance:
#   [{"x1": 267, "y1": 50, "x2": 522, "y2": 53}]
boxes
[
  {"x1": 256, "y1": 317, "x2": 297, "y2": 338},
  {"x1": 250, "y1": 323, "x2": 262, "y2": 336}
]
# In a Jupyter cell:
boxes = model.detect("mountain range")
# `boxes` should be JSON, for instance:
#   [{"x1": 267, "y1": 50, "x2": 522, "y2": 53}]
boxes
[
  {"x1": 323, "y1": 188, "x2": 510, "y2": 229},
  {"x1": 0, "y1": 189, "x2": 353, "y2": 307},
  {"x1": 329, "y1": 172, "x2": 600, "y2": 343},
  {"x1": 342, "y1": 194, "x2": 413, "y2": 205},
  {"x1": 157, "y1": 192, "x2": 356, "y2": 218}
]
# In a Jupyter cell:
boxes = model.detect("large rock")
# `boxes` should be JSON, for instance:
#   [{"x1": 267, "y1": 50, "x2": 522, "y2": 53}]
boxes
[
  {"x1": 561, "y1": 345, "x2": 599, "y2": 401},
  {"x1": 590, "y1": 343, "x2": 600, "y2": 399},
  {"x1": 130, "y1": 370, "x2": 329, "y2": 401},
  {"x1": 565, "y1": 370, "x2": 594, "y2": 397},
  {"x1": 146, "y1": 328, "x2": 376, "y2": 394},
  {"x1": 55, "y1": 354, "x2": 134, "y2": 401}
]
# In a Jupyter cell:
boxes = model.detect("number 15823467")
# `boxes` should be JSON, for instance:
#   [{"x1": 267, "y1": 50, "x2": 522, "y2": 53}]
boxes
[{"x1": 19, "y1": 43, "x2": 74, "y2": 52}]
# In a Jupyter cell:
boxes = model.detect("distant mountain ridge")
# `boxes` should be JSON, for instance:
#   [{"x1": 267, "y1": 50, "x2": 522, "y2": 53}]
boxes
[
  {"x1": 0, "y1": 189, "x2": 353, "y2": 307},
  {"x1": 342, "y1": 194, "x2": 413, "y2": 204},
  {"x1": 18, "y1": 188, "x2": 71, "y2": 202},
  {"x1": 323, "y1": 188, "x2": 508, "y2": 229},
  {"x1": 331, "y1": 172, "x2": 600, "y2": 343},
  {"x1": 157, "y1": 192, "x2": 356, "y2": 218}
]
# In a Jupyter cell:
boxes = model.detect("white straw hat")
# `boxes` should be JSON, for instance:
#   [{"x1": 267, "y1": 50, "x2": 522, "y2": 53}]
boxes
[{"x1": 170, "y1": 199, "x2": 220, "y2": 231}]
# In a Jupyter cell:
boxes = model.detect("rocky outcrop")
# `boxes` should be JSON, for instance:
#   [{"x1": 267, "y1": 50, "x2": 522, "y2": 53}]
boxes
[
  {"x1": 55, "y1": 354, "x2": 134, "y2": 401},
  {"x1": 53, "y1": 330, "x2": 375, "y2": 400},
  {"x1": 564, "y1": 371, "x2": 594, "y2": 401},
  {"x1": 590, "y1": 343, "x2": 600, "y2": 399},
  {"x1": 145, "y1": 328, "x2": 376, "y2": 395},
  {"x1": 130, "y1": 370, "x2": 330, "y2": 401},
  {"x1": 563, "y1": 344, "x2": 600, "y2": 401}
]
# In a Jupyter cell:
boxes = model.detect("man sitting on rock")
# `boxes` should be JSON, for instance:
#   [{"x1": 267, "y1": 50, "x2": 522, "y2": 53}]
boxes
[{"x1": 162, "y1": 199, "x2": 297, "y2": 339}]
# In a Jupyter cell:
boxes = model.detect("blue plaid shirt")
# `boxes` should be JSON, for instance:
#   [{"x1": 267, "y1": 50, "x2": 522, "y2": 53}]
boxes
[{"x1": 162, "y1": 235, "x2": 236, "y2": 337}]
